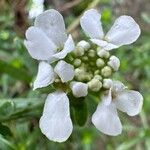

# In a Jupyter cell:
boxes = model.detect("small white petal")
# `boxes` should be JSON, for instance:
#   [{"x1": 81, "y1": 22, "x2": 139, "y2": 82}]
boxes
[
  {"x1": 39, "y1": 91, "x2": 73, "y2": 142},
  {"x1": 112, "y1": 81, "x2": 125, "y2": 93},
  {"x1": 34, "y1": 9, "x2": 67, "y2": 47},
  {"x1": 33, "y1": 61, "x2": 55, "y2": 90},
  {"x1": 54, "y1": 60, "x2": 74, "y2": 82},
  {"x1": 91, "y1": 39, "x2": 118, "y2": 50},
  {"x1": 106, "y1": 16, "x2": 141, "y2": 47},
  {"x1": 53, "y1": 35, "x2": 75, "y2": 59},
  {"x1": 92, "y1": 102, "x2": 122, "y2": 136},
  {"x1": 91, "y1": 39, "x2": 108, "y2": 47},
  {"x1": 115, "y1": 90, "x2": 143, "y2": 116},
  {"x1": 70, "y1": 82, "x2": 88, "y2": 98},
  {"x1": 102, "y1": 88, "x2": 112, "y2": 105},
  {"x1": 108, "y1": 56, "x2": 120, "y2": 71},
  {"x1": 80, "y1": 9, "x2": 104, "y2": 39},
  {"x1": 24, "y1": 27, "x2": 56, "y2": 60}
]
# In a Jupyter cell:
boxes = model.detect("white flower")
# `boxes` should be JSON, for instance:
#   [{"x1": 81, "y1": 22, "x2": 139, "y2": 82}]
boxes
[
  {"x1": 40, "y1": 91, "x2": 73, "y2": 142},
  {"x1": 24, "y1": 9, "x2": 75, "y2": 90},
  {"x1": 25, "y1": 9, "x2": 75, "y2": 61},
  {"x1": 80, "y1": 9, "x2": 141, "y2": 51},
  {"x1": 34, "y1": 60, "x2": 74, "y2": 90},
  {"x1": 92, "y1": 81, "x2": 143, "y2": 136},
  {"x1": 70, "y1": 82, "x2": 88, "y2": 98}
]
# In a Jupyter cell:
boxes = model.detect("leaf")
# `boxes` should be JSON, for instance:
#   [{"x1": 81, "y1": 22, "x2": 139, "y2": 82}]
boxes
[
  {"x1": 0, "y1": 98, "x2": 44, "y2": 122},
  {"x1": 0, "y1": 60, "x2": 32, "y2": 83},
  {"x1": 0, "y1": 123, "x2": 12, "y2": 136},
  {"x1": 69, "y1": 95, "x2": 88, "y2": 126},
  {"x1": 0, "y1": 100, "x2": 15, "y2": 119}
]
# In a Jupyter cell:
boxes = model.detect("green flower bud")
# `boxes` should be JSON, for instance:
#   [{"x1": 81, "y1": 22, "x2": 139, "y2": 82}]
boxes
[
  {"x1": 74, "y1": 59, "x2": 81, "y2": 67},
  {"x1": 101, "y1": 66, "x2": 112, "y2": 77},
  {"x1": 94, "y1": 70, "x2": 100, "y2": 75},
  {"x1": 88, "y1": 79, "x2": 102, "y2": 92},
  {"x1": 75, "y1": 68, "x2": 84, "y2": 77},
  {"x1": 74, "y1": 46, "x2": 84, "y2": 56},
  {"x1": 103, "y1": 79, "x2": 113, "y2": 89},
  {"x1": 94, "y1": 75, "x2": 102, "y2": 80},
  {"x1": 77, "y1": 40, "x2": 90, "y2": 51},
  {"x1": 82, "y1": 56, "x2": 88, "y2": 61},
  {"x1": 96, "y1": 58, "x2": 105, "y2": 68},
  {"x1": 97, "y1": 48, "x2": 110, "y2": 58},
  {"x1": 88, "y1": 49, "x2": 96, "y2": 57}
]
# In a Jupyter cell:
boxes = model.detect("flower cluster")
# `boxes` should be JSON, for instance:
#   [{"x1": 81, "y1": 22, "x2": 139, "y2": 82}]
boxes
[{"x1": 24, "y1": 9, "x2": 143, "y2": 142}]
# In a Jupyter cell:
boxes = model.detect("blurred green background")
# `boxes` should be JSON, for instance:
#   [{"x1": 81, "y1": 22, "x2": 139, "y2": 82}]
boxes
[{"x1": 0, "y1": 0, "x2": 150, "y2": 149}]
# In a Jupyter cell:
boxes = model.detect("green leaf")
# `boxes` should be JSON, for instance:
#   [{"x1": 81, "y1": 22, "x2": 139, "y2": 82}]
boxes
[
  {"x1": 70, "y1": 95, "x2": 88, "y2": 126},
  {"x1": 0, "y1": 123, "x2": 12, "y2": 136},
  {"x1": 0, "y1": 98, "x2": 44, "y2": 122},
  {"x1": 0, "y1": 60, "x2": 32, "y2": 83}
]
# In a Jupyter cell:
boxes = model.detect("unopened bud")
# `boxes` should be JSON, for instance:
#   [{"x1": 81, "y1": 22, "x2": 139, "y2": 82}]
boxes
[
  {"x1": 97, "y1": 48, "x2": 110, "y2": 58},
  {"x1": 94, "y1": 75, "x2": 102, "y2": 80},
  {"x1": 88, "y1": 49, "x2": 96, "y2": 57},
  {"x1": 88, "y1": 79, "x2": 102, "y2": 92},
  {"x1": 75, "y1": 68, "x2": 84, "y2": 77},
  {"x1": 94, "y1": 70, "x2": 100, "y2": 75},
  {"x1": 107, "y1": 55, "x2": 120, "y2": 71},
  {"x1": 101, "y1": 66, "x2": 112, "y2": 77},
  {"x1": 103, "y1": 79, "x2": 112, "y2": 89},
  {"x1": 77, "y1": 40, "x2": 90, "y2": 51},
  {"x1": 74, "y1": 46, "x2": 84, "y2": 56},
  {"x1": 82, "y1": 56, "x2": 88, "y2": 61},
  {"x1": 74, "y1": 59, "x2": 81, "y2": 67},
  {"x1": 96, "y1": 58, "x2": 105, "y2": 68}
]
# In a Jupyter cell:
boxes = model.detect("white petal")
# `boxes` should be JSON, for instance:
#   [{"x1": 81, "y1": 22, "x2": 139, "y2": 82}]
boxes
[
  {"x1": 70, "y1": 82, "x2": 88, "y2": 98},
  {"x1": 106, "y1": 16, "x2": 141, "y2": 47},
  {"x1": 102, "y1": 88, "x2": 112, "y2": 105},
  {"x1": 33, "y1": 61, "x2": 55, "y2": 90},
  {"x1": 54, "y1": 60, "x2": 74, "y2": 83},
  {"x1": 112, "y1": 81, "x2": 126, "y2": 93},
  {"x1": 108, "y1": 56, "x2": 120, "y2": 71},
  {"x1": 80, "y1": 9, "x2": 104, "y2": 39},
  {"x1": 91, "y1": 39, "x2": 108, "y2": 47},
  {"x1": 34, "y1": 9, "x2": 67, "y2": 47},
  {"x1": 53, "y1": 35, "x2": 75, "y2": 59},
  {"x1": 39, "y1": 91, "x2": 73, "y2": 142},
  {"x1": 24, "y1": 27, "x2": 56, "y2": 60},
  {"x1": 92, "y1": 102, "x2": 122, "y2": 136},
  {"x1": 115, "y1": 90, "x2": 143, "y2": 116},
  {"x1": 91, "y1": 39, "x2": 118, "y2": 50}
]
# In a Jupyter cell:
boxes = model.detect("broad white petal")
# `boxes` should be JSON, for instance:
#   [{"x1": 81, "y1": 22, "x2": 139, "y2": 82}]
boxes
[
  {"x1": 34, "y1": 9, "x2": 67, "y2": 47},
  {"x1": 70, "y1": 82, "x2": 88, "y2": 98},
  {"x1": 115, "y1": 90, "x2": 143, "y2": 116},
  {"x1": 39, "y1": 91, "x2": 73, "y2": 142},
  {"x1": 80, "y1": 9, "x2": 104, "y2": 39},
  {"x1": 33, "y1": 61, "x2": 55, "y2": 90},
  {"x1": 108, "y1": 56, "x2": 120, "y2": 71},
  {"x1": 92, "y1": 102, "x2": 122, "y2": 136},
  {"x1": 102, "y1": 88, "x2": 112, "y2": 105},
  {"x1": 106, "y1": 16, "x2": 141, "y2": 47},
  {"x1": 54, "y1": 60, "x2": 74, "y2": 83},
  {"x1": 24, "y1": 26, "x2": 56, "y2": 60},
  {"x1": 53, "y1": 35, "x2": 75, "y2": 59}
]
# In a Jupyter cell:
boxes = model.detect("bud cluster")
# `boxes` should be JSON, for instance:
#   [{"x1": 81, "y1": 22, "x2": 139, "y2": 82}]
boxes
[{"x1": 67, "y1": 40, "x2": 120, "y2": 93}]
